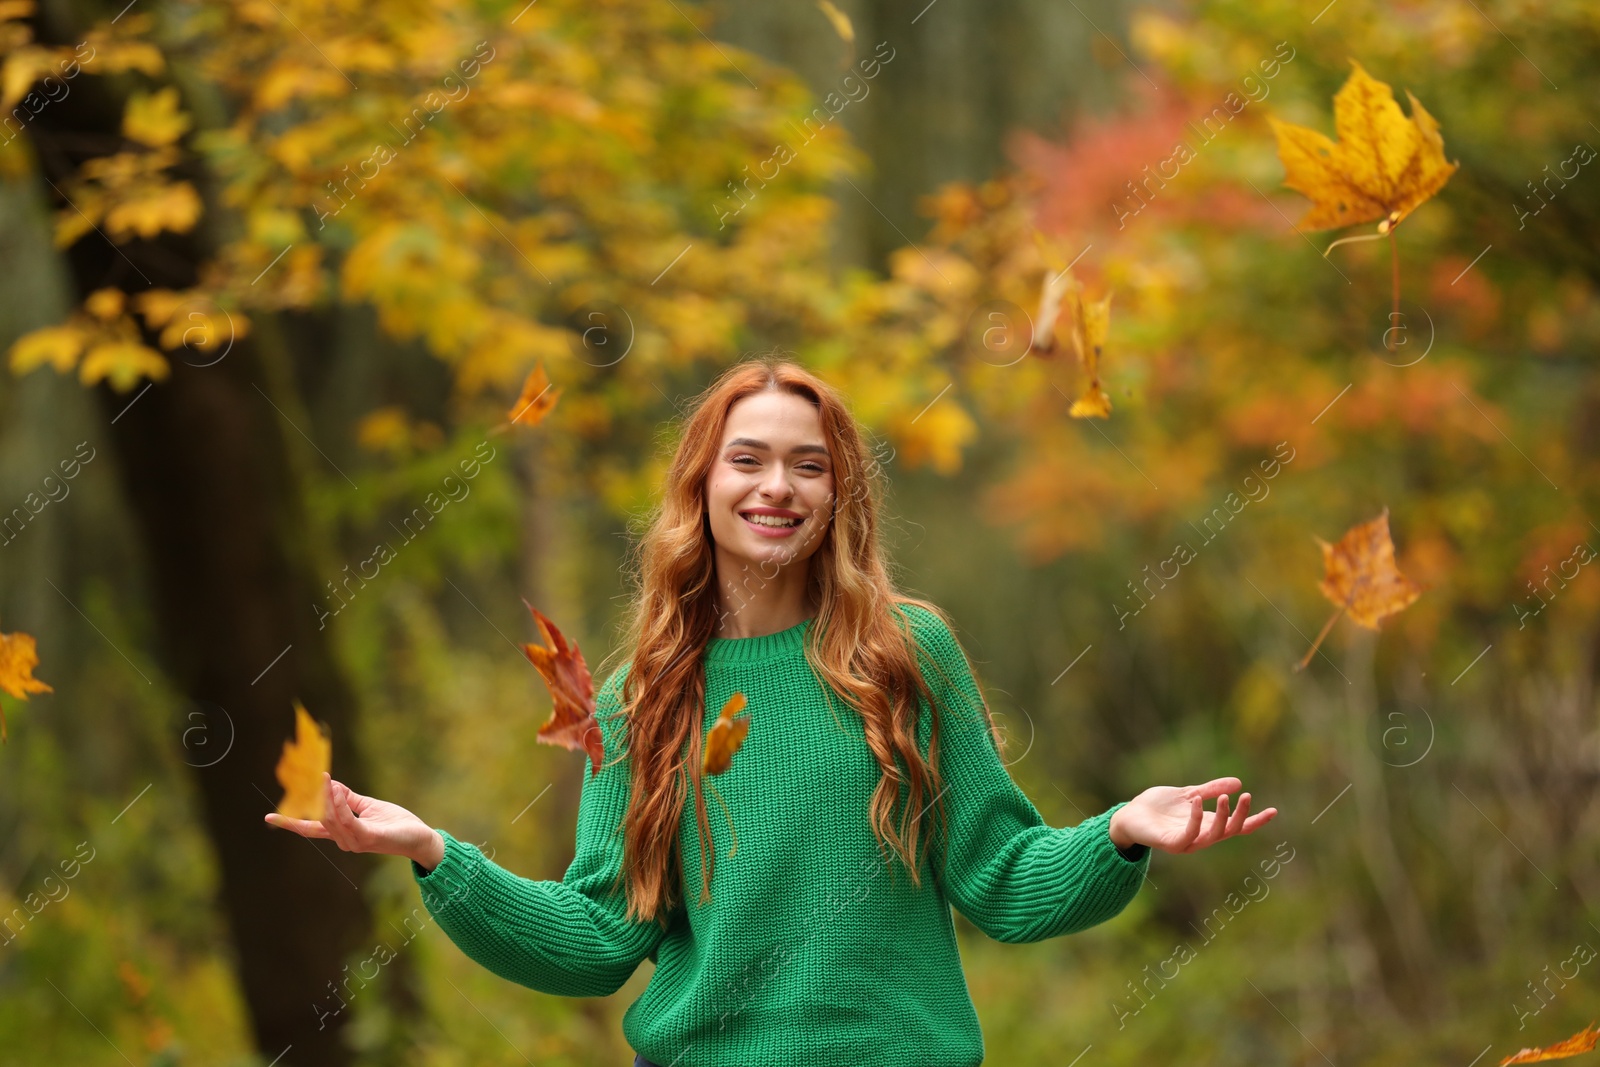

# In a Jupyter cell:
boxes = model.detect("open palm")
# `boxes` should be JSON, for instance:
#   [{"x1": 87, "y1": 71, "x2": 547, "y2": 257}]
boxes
[
  {"x1": 1111, "y1": 777, "x2": 1278, "y2": 855},
  {"x1": 264, "y1": 772, "x2": 435, "y2": 861}
]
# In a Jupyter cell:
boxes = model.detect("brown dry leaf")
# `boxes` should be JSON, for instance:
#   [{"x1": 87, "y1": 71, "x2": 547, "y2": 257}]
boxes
[
  {"x1": 1500, "y1": 1021, "x2": 1600, "y2": 1065},
  {"x1": 703, "y1": 692, "x2": 750, "y2": 776},
  {"x1": 520, "y1": 601, "x2": 604, "y2": 776},
  {"x1": 1296, "y1": 507, "x2": 1424, "y2": 670},
  {"x1": 508, "y1": 363, "x2": 560, "y2": 428},
  {"x1": 1268, "y1": 59, "x2": 1458, "y2": 235},
  {"x1": 0, "y1": 624, "x2": 53, "y2": 743},
  {"x1": 275, "y1": 700, "x2": 331, "y2": 821}
]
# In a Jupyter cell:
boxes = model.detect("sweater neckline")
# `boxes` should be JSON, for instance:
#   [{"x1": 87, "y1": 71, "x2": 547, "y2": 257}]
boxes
[{"x1": 705, "y1": 616, "x2": 813, "y2": 664}]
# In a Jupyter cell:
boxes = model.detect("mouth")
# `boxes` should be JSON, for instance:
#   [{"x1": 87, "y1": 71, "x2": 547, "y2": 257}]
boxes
[{"x1": 740, "y1": 510, "x2": 805, "y2": 532}]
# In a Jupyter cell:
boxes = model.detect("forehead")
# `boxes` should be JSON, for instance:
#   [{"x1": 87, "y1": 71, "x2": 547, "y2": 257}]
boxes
[{"x1": 721, "y1": 391, "x2": 827, "y2": 448}]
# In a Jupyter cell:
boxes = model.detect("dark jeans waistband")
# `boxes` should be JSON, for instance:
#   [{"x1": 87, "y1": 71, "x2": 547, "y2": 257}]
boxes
[{"x1": 633, "y1": 1055, "x2": 662, "y2": 1067}]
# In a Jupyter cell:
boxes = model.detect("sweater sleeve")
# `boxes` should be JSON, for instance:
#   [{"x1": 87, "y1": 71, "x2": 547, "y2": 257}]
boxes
[
  {"x1": 409, "y1": 666, "x2": 666, "y2": 996},
  {"x1": 900, "y1": 604, "x2": 1151, "y2": 944}
]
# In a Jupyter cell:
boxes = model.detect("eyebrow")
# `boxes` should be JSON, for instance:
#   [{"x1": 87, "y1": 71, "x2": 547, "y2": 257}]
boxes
[{"x1": 725, "y1": 437, "x2": 830, "y2": 456}]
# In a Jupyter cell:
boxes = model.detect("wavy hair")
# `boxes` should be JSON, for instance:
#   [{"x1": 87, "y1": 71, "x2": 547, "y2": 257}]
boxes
[{"x1": 594, "y1": 354, "x2": 1005, "y2": 925}]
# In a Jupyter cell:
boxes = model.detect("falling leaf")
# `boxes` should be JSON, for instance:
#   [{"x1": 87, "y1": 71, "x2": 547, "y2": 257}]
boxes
[
  {"x1": 703, "y1": 692, "x2": 750, "y2": 776},
  {"x1": 0, "y1": 625, "x2": 53, "y2": 743},
  {"x1": 1500, "y1": 1021, "x2": 1600, "y2": 1065},
  {"x1": 123, "y1": 87, "x2": 192, "y2": 147},
  {"x1": 1068, "y1": 289, "x2": 1112, "y2": 419},
  {"x1": 508, "y1": 363, "x2": 560, "y2": 428},
  {"x1": 1268, "y1": 59, "x2": 1458, "y2": 235},
  {"x1": 274, "y1": 700, "x2": 331, "y2": 822},
  {"x1": 520, "y1": 602, "x2": 604, "y2": 776},
  {"x1": 816, "y1": 0, "x2": 854, "y2": 43},
  {"x1": 1296, "y1": 508, "x2": 1423, "y2": 670}
]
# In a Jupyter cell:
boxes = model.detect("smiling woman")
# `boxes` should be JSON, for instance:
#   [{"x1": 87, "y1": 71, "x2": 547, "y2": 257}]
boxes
[{"x1": 265, "y1": 354, "x2": 1277, "y2": 1067}]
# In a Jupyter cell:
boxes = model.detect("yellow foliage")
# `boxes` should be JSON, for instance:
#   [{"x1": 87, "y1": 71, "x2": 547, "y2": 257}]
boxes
[
  {"x1": 8, "y1": 324, "x2": 89, "y2": 374},
  {"x1": 78, "y1": 340, "x2": 170, "y2": 392},
  {"x1": 123, "y1": 87, "x2": 191, "y2": 147},
  {"x1": 893, "y1": 394, "x2": 978, "y2": 475},
  {"x1": 105, "y1": 181, "x2": 203, "y2": 240}
]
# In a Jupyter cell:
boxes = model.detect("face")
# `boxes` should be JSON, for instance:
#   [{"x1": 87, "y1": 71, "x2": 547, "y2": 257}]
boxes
[{"x1": 705, "y1": 390, "x2": 835, "y2": 581}]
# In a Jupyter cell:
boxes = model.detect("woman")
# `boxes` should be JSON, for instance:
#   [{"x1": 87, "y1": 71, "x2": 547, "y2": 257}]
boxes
[{"x1": 266, "y1": 356, "x2": 1278, "y2": 1066}]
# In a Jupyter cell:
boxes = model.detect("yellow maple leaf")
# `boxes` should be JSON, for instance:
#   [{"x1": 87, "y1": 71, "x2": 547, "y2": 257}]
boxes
[
  {"x1": 123, "y1": 87, "x2": 192, "y2": 148},
  {"x1": 9, "y1": 323, "x2": 90, "y2": 374},
  {"x1": 0, "y1": 625, "x2": 52, "y2": 743},
  {"x1": 78, "y1": 340, "x2": 170, "y2": 392},
  {"x1": 274, "y1": 700, "x2": 331, "y2": 822},
  {"x1": 1269, "y1": 59, "x2": 1458, "y2": 234}
]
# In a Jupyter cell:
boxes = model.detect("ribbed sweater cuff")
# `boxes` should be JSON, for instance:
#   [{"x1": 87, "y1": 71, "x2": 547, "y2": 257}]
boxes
[
  {"x1": 1100, "y1": 802, "x2": 1151, "y2": 865},
  {"x1": 412, "y1": 829, "x2": 486, "y2": 914}
]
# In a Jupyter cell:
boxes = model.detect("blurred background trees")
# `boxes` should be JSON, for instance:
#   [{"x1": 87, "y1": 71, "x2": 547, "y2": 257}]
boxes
[{"x1": 1, "y1": 0, "x2": 1597, "y2": 1063}]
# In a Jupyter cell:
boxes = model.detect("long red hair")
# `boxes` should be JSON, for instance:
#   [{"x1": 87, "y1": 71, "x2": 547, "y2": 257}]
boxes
[{"x1": 595, "y1": 355, "x2": 1005, "y2": 924}]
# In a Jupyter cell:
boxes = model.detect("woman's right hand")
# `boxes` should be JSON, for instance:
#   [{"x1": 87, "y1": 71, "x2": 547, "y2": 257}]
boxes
[{"x1": 264, "y1": 772, "x2": 446, "y2": 872}]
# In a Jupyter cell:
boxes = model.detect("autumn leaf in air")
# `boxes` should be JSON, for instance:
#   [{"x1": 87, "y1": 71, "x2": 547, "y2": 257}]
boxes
[
  {"x1": 1499, "y1": 1021, "x2": 1600, "y2": 1065},
  {"x1": 520, "y1": 602, "x2": 604, "y2": 776},
  {"x1": 275, "y1": 700, "x2": 331, "y2": 822},
  {"x1": 1296, "y1": 508, "x2": 1423, "y2": 670},
  {"x1": 1067, "y1": 289, "x2": 1112, "y2": 419},
  {"x1": 507, "y1": 363, "x2": 560, "y2": 429},
  {"x1": 0, "y1": 624, "x2": 53, "y2": 743},
  {"x1": 816, "y1": 0, "x2": 853, "y2": 42},
  {"x1": 1268, "y1": 59, "x2": 1458, "y2": 237},
  {"x1": 703, "y1": 692, "x2": 750, "y2": 776}
]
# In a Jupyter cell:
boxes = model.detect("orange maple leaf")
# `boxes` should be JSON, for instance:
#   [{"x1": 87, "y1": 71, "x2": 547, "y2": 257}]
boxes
[
  {"x1": 508, "y1": 363, "x2": 560, "y2": 428},
  {"x1": 1500, "y1": 1021, "x2": 1600, "y2": 1065},
  {"x1": 0, "y1": 624, "x2": 53, "y2": 743},
  {"x1": 703, "y1": 692, "x2": 750, "y2": 776},
  {"x1": 520, "y1": 602, "x2": 604, "y2": 776},
  {"x1": 1296, "y1": 508, "x2": 1424, "y2": 670},
  {"x1": 275, "y1": 700, "x2": 331, "y2": 822}
]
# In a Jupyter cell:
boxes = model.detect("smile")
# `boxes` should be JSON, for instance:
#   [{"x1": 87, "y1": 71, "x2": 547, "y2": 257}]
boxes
[{"x1": 741, "y1": 512, "x2": 804, "y2": 529}]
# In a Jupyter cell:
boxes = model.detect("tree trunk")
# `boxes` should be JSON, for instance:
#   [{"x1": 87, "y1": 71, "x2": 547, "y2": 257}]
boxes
[{"x1": 26, "y1": 6, "x2": 384, "y2": 1063}]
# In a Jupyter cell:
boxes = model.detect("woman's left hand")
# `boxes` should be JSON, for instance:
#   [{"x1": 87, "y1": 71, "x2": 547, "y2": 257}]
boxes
[{"x1": 1109, "y1": 777, "x2": 1278, "y2": 855}]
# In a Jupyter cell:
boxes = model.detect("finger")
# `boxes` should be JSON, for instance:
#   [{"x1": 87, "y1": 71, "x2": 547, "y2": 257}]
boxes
[
  {"x1": 1238, "y1": 808, "x2": 1279, "y2": 833},
  {"x1": 264, "y1": 813, "x2": 332, "y2": 839},
  {"x1": 322, "y1": 775, "x2": 359, "y2": 848},
  {"x1": 1226, "y1": 793, "x2": 1252, "y2": 835},
  {"x1": 1183, "y1": 794, "x2": 1203, "y2": 848},
  {"x1": 1188, "y1": 777, "x2": 1243, "y2": 800},
  {"x1": 1204, "y1": 794, "x2": 1231, "y2": 844}
]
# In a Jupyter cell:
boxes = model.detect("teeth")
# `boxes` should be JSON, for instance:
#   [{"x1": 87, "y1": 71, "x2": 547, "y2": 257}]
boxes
[{"x1": 744, "y1": 513, "x2": 800, "y2": 528}]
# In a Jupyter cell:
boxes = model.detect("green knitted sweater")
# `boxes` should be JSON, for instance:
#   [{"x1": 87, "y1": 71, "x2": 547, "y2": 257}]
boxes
[{"x1": 411, "y1": 603, "x2": 1150, "y2": 1066}]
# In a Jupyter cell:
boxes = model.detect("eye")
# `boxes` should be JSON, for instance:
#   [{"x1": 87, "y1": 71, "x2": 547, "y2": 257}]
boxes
[
  {"x1": 729, "y1": 453, "x2": 759, "y2": 465},
  {"x1": 798, "y1": 462, "x2": 827, "y2": 473}
]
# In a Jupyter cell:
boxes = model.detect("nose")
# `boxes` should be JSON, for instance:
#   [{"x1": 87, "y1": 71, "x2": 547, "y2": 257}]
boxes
[{"x1": 758, "y1": 464, "x2": 793, "y2": 502}]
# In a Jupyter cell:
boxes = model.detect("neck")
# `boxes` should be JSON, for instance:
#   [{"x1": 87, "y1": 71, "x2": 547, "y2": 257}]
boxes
[{"x1": 711, "y1": 553, "x2": 815, "y2": 638}]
